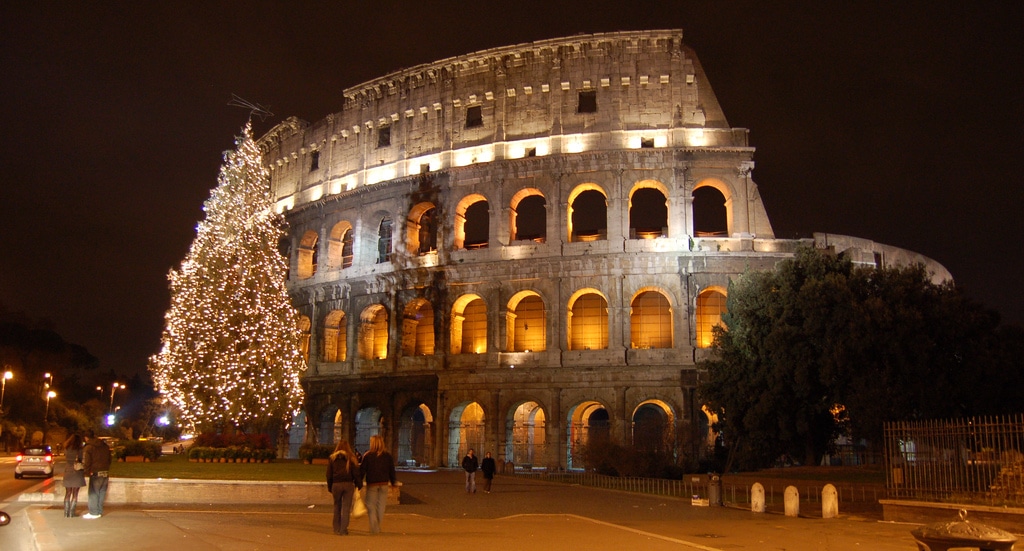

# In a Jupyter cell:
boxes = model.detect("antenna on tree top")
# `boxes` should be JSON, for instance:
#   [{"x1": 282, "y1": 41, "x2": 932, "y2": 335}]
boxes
[{"x1": 228, "y1": 94, "x2": 274, "y2": 121}]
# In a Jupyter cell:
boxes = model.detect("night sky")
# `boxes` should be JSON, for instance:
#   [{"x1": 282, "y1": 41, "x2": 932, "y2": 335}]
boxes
[{"x1": 2, "y1": 2, "x2": 1021, "y2": 380}]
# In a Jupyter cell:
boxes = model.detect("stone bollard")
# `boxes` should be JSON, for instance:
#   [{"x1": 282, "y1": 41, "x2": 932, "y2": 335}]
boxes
[
  {"x1": 751, "y1": 482, "x2": 765, "y2": 513},
  {"x1": 822, "y1": 484, "x2": 838, "y2": 519},
  {"x1": 784, "y1": 485, "x2": 799, "y2": 517}
]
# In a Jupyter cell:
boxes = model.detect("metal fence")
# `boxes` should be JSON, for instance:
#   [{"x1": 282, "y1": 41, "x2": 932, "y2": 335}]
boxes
[{"x1": 884, "y1": 414, "x2": 1024, "y2": 506}]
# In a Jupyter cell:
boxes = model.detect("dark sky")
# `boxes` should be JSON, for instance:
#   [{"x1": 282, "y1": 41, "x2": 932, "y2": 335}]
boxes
[{"x1": 2, "y1": 2, "x2": 1021, "y2": 379}]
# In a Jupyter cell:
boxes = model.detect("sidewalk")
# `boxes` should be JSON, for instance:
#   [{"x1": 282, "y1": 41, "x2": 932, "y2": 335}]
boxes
[{"x1": 1, "y1": 470, "x2": 928, "y2": 550}]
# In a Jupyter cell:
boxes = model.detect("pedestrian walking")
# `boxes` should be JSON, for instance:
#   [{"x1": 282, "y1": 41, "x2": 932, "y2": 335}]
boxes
[
  {"x1": 326, "y1": 439, "x2": 362, "y2": 535},
  {"x1": 480, "y1": 451, "x2": 496, "y2": 493},
  {"x1": 359, "y1": 434, "x2": 396, "y2": 534},
  {"x1": 62, "y1": 433, "x2": 86, "y2": 517},
  {"x1": 461, "y1": 449, "x2": 479, "y2": 493},
  {"x1": 81, "y1": 430, "x2": 111, "y2": 519}
]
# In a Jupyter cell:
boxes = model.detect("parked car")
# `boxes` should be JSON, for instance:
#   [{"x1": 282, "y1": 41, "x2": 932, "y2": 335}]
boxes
[{"x1": 14, "y1": 445, "x2": 54, "y2": 479}]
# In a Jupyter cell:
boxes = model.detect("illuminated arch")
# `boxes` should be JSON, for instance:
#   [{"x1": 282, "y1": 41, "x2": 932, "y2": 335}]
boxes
[
  {"x1": 326, "y1": 221, "x2": 354, "y2": 269},
  {"x1": 397, "y1": 402, "x2": 434, "y2": 466},
  {"x1": 319, "y1": 405, "x2": 342, "y2": 446},
  {"x1": 448, "y1": 401, "x2": 485, "y2": 466},
  {"x1": 454, "y1": 194, "x2": 489, "y2": 249},
  {"x1": 401, "y1": 298, "x2": 435, "y2": 356},
  {"x1": 406, "y1": 202, "x2": 438, "y2": 255},
  {"x1": 566, "y1": 400, "x2": 610, "y2": 469},
  {"x1": 510, "y1": 188, "x2": 546, "y2": 243},
  {"x1": 629, "y1": 180, "x2": 669, "y2": 239},
  {"x1": 506, "y1": 400, "x2": 547, "y2": 467},
  {"x1": 567, "y1": 288, "x2": 608, "y2": 350},
  {"x1": 629, "y1": 287, "x2": 673, "y2": 349},
  {"x1": 451, "y1": 294, "x2": 487, "y2": 354},
  {"x1": 376, "y1": 217, "x2": 393, "y2": 263},
  {"x1": 567, "y1": 183, "x2": 607, "y2": 242},
  {"x1": 696, "y1": 286, "x2": 728, "y2": 348},
  {"x1": 693, "y1": 178, "x2": 731, "y2": 237},
  {"x1": 631, "y1": 399, "x2": 675, "y2": 453},
  {"x1": 358, "y1": 304, "x2": 389, "y2": 360},
  {"x1": 354, "y1": 405, "x2": 383, "y2": 452},
  {"x1": 297, "y1": 230, "x2": 319, "y2": 279},
  {"x1": 322, "y1": 309, "x2": 347, "y2": 362},
  {"x1": 506, "y1": 291, "x2": 546, "y2": 352}
]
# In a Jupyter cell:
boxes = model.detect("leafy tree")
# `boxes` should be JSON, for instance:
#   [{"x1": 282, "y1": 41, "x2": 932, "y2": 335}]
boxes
[{"x1": 149, "y1": 122, "x2": 305, "y2": 435}]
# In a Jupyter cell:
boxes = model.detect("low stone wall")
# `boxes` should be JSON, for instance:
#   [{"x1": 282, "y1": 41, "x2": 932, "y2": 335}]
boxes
[
  {"x1": 881, "y1": 499, "x2": 1024, "y2": 534},
  {"x1": 26, "y1": 478, "x2": 401, "y2": 507}
]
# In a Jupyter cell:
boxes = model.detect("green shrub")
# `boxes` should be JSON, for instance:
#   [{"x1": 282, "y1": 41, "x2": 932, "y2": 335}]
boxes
[
  {"x1": 298, "y1": 443, "x2": 333, "y2": 462},
  {"x1": 115, "y1": 439, "x2": 162, "y2": 461}
]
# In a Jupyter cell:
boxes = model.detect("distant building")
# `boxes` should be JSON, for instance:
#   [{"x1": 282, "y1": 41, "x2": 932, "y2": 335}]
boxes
[{"x1": 260, "y1": 30, "x2": 949, "y2": 468}]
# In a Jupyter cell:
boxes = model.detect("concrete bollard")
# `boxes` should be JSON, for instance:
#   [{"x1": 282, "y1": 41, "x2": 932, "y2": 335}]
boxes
[
  {"x1": 751, "y1": 482, "x2": 765, "y2": 513},
  {"x1": 784, "y1": 485, "x2": 800, "y2": 517},
  {"x1": 822, "y1": 484, "x2": 838, "y2": 519}
]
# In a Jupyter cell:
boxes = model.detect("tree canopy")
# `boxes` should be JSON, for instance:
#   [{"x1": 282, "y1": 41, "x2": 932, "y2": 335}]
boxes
[{"x1": 699, "y1": 246, "x2": 1023, "y2": 470}]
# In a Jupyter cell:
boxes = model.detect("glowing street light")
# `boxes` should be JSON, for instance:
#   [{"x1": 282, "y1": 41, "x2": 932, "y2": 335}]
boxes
[
  {"x1": 1, "y1": 370, "x2": 12, "y2": 413},
  {"x1": 44, "y1": 390, "x2": 57, "y2": 422},
  {"x1": 109, "y1": 382, "x2": 126, "y2": 413}
]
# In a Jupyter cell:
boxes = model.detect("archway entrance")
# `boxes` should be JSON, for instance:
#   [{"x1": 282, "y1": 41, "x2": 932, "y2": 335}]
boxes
[
  {"x1": 506, "y1": 401, "x2": 546, "y2": 469},
  {"x1": 448, "y1": 402, "x2": 485, "y2": 467},
  {"x1": 355, "y1": 406, "x2": 383, "y2": 455},
  {"x1": 632, "y1": 400, "x2": 674, "y2": 455},
  {"x1": 397, "y1": 403, "x2": 433, "y2": 467},
  {"x1": 567, "y1": 401, "x2": 610, "y2": 470}
]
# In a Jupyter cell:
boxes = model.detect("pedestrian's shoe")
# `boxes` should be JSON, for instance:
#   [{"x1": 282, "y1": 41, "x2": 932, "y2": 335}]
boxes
[{"x1": 82, "y1": 513, "x2": 101, "y2": 520}]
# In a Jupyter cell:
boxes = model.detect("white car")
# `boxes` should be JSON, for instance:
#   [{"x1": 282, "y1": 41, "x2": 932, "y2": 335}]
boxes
[{"x1": 15, "y1": 445, "x2": 54, "y2": 479}]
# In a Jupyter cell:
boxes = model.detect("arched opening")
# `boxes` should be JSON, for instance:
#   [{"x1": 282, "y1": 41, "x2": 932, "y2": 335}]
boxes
[
  {"x1": 629, "y1": 183, "x2": 668, "y2": 239},
  {"x1": 632, "y1": 401, "x2": 674, "y2": 454},
  {"x1": 567, "y1": 185, "x2": 607, "y2": 242},
  {"x1": 354, "y1": 406, "x2": 383, "y2": 455},
  {"x1": 406, "y1": 203, "x2": 438, "y2": 255},
  {"x1": 506, "y1": 401, "x2": 546, "y2": 469},
  {"x1": 510, "y1": 189, "x2": 546, "y2": 243},
  {"x1": 397, "y1": 403, "x2": 433, "y2": 467},
  {"x1": 451, "y1": 294, "x2": 487, "y2": 354},
  {"x1": 692, "y1": 185, "x2": 728, "y2": 237},
  {"x1": 401, "y1": 298, "x2": 435, "y2": 356},
  {"x1": 567, "y1": 401, "x2": 610, "y2": 469},
  {"x1": 327, "y1": 221, "x2": 354, "y2": 269},
  {"x1": 448, "y1": 402, "x2": 485, "y2": 466},
  {"x1": 567, "y1": 289, "x2": 608, "y2": 350},
  {"x1": 297, "y1": 230, "x2": 319, "y2": 279},
  {"x1": 319, "y1": 405, "x2": 342, "y2": 447},
  {"x1": 630, "y1": 289, "x2": 673, "y2": 349},
  {"x1": 297, "y1": 315, "x2": 311, "y2": 362},
  {"x1": 287, "y1": 410, "x2": 305, "y2": 459},
  {"x1": 322, "y1": 310, "x2": 347, "y2": 362},
  {"x1": 506, "y1": 292, "x2": 546, "y2": 352},
  {"x1": 377, "y1": 217, "x2": 393, "y2": 263},
  {"x1": 454, "y1": 194, "x2": 489, "y2": 250},
  {"x1": 696, "y1": 287, "x2": 728, "y2": 348},
  {"x1": 358, "y1": 305, "x2": 389, "y2": 360}
]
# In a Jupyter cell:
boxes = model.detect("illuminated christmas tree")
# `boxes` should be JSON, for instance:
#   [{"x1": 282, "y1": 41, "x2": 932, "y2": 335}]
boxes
[{"x1": 150, "y1": 122, "x2": 305, "y2": 435}]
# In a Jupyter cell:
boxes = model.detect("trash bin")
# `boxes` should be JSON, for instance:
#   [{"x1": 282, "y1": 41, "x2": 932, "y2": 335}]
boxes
[{"x1": 708, "y1": 473, "x2": 722, "y2": 505}]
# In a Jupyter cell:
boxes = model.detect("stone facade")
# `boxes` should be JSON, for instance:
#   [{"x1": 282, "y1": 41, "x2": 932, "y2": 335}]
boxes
[{"x1": 259, "y1": 30, "x2": 949, "y2": 469}]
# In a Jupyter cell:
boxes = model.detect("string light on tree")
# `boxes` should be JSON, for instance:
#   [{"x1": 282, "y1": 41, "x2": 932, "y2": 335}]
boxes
[{"x1": 149, "y1": 121, "x2": 305, "y2": 435}]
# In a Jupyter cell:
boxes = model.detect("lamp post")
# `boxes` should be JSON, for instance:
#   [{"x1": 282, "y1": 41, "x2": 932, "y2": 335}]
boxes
[
  {"x1": 44, "y1": 390, "x2": 56, "y2": 422},
  {"x1": 0, "y1": 370, "x2": 12, "y2": 413},
  {"x1": 109, "y1": 382, "x2": 125, "y2": 413}
]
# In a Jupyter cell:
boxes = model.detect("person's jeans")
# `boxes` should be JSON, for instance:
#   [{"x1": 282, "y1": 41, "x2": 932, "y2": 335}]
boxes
[
  {"x1": 465, "y1": 471, "x2": 476, "y2": 493},
  {"x1": 88, "y1": 472, "x2": 109, "y2": 515},
  {"x1": 364, "y1": 484, "x2": 388, "y2": 534},
  {"x1": 331, "y1": 482, "x2": 355, "y2": 534}
]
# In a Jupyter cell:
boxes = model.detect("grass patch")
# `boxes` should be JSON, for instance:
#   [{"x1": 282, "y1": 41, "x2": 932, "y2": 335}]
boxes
[{"x1": 109, "y1": 452, "x2": 325, "y2": 481}]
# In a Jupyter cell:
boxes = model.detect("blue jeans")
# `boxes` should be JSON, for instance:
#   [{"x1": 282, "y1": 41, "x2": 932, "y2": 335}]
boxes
[
  {"x1": 88, "y1": 472, "x2": 108, "y2": 515},
  {"x1": 465, "y1": 471, "x2": 476, "y2": 493},
  {"x1": 364, "y1": 484, "x2": 388, "y2": 534}
]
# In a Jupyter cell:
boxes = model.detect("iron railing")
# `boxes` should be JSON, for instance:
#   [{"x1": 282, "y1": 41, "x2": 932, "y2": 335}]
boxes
[{"x1": 884, "y1": 414, "x2": 1024, "y2": 506}]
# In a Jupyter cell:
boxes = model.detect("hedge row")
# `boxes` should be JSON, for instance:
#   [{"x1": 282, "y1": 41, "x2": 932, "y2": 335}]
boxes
[{"x1": 186, "y1": 446, "x2": 277, "y2": 462}]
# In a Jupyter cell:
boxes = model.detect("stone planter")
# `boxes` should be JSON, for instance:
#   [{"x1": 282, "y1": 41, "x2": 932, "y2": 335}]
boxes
[{"x1": 124, "y1": 455, "x2": 145, "y2": 463}]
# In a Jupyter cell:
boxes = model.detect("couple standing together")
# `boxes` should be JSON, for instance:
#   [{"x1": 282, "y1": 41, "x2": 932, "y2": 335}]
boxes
[
  {"x1": 62, "y1": 430, "x2": 111, "y2": 519},
  {"x1": 326, "y1": 434, "x2": 397, "y2": 536},
  {"x1": 461, "y1": 449, "x2": 496, "y2": 493}
]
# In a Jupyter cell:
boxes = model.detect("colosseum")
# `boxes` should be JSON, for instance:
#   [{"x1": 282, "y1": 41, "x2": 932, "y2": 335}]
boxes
[{"x1": 260, "y1": 29, "x2": 949, "y2": 469}]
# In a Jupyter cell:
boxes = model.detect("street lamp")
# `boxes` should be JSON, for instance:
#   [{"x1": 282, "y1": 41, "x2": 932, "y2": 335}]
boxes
[
  {"x1": 109, "y1": 382, "x2": 126, "y2": 413},
  {"x1": 1, "y1": 370, "x2": 12, "y2": 413},
  {"x1": 44, "y1": 390, "x2": 56, "y2": 422}
]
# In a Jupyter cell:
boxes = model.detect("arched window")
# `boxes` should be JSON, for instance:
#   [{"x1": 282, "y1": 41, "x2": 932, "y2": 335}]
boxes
[
  {"x1": 630, "y1": 290, "x2": 673, "y2": 349},
  {"x1": 506, "y1": 292, "x2": 546, "y2": 352},
  {"x1": 696, "y1": 288, "x2": 728, "y2": 348},
  {"x1": 567, "y1": 290, "x2": 608, "y2": 350},
  {"x1": 322, "y1": 310, "x2": 347, "y2": 362},
  {"x1": 406, "y1": 203, "x2": 438, "y2": 255},
  {"x1": 629, "y1": 183, "x2": 668, "y2": 239},
  {"x1": 327, "y1": 221, "x2": 354, "y2": 270},
  {"x1": 632, "y1": 401, "x2": 674, "y2": 453},
  {"x1": 693, "y1": 185, "x2": 728, "y2": 237},
  {"x1": 377, "y1": 217, "x2": 393, "y2": 263},
  {"x1": 454, "y1": 194, "x2": 489, "y2": 250},
  {"x1": 359, "y1": 305, "x2": 389, "y2": 360},
  {"x1": 451, "y1": 295, "x2": 487, "y2": 354},
  {"x1": 297, "y1": 230, "x2": 319, "y2": 279},
  {"x1": 401, "y1": 298, "x2": 435, "y2": 356},
  {"x1": 567, "y1": 185, "x2": 607, "y2": 242},
  {"x1": 510, "y1": 189, "x2": 546, "y2": 243}
]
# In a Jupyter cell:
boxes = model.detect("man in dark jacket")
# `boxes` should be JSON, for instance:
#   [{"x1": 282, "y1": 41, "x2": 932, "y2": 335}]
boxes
[
  {"x1": 461, "y1": 449, "x2": 479, "y2": 493},
  {"x1": 81, "y1": 430, "x2": 111, "y2": 519},
  {"x1": 481, "y1": 451, "x2": 496, "y2": 493}
]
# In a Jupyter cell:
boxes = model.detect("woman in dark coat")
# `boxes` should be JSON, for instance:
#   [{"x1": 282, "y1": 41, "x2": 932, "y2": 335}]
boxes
[
  {"x1": 62, "y1": 433, "x2": 86, "y2": 517},
  {"x1": 326, "y1": 439, "x2": 362, "y2": 535}
]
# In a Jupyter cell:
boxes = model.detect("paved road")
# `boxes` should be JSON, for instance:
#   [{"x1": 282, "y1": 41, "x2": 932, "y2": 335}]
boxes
[{"x1": 0, "y1": 470, "x2": 937, "y2": 550}]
